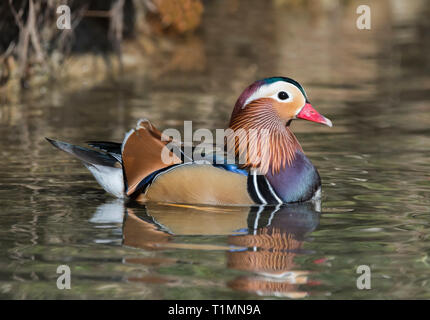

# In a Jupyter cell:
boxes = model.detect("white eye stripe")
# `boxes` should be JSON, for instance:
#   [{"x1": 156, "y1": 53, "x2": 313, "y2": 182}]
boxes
[{"x1": 242, "y1": 81, "x2": 300, "y2": 108}]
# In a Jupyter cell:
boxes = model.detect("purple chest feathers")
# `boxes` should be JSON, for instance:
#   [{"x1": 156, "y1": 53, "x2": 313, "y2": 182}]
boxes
[{"x1": 265, "y1": 151, "x2": 321, "y2": 203}]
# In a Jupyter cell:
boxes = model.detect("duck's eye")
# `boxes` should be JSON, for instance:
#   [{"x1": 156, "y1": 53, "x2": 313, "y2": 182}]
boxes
[{"x1": 278, "y1": 91, "x2": 289, "y2": 100}]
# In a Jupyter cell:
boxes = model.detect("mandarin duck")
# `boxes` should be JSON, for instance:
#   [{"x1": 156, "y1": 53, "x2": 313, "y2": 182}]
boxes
[{"x1": 47, "y1": 77, "x2": 332, "y2": 205}]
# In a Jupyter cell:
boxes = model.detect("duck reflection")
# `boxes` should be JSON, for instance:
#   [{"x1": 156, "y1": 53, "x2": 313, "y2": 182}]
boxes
[
  {"x1": 90, "y1": 199, "x2": 320, "y2": 297},
  {"x1": 227, "y1": 203, "x2": 319, "y2": 298}
]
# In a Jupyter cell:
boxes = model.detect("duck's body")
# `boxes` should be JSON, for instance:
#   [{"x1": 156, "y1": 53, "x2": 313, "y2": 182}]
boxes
[
  {"x1": 48, "y1": 77, "x2": 332, "y2": 205},
  {"x1": 130, "y1": 151, "x2": 320, "y2": 205}
]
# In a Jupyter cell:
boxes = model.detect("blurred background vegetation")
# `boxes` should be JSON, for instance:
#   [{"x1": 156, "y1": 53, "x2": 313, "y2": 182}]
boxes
[
  {"x1": 0, "y1": 0, "x2": 204, "y2": 90},
  {"x1": 1, "y1": 0, "x2": 428, "y2": 96}
]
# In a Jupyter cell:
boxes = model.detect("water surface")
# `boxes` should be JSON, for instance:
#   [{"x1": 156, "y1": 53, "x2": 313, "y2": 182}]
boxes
[{"x1": 0, "y1": 0, "x2": 430, "y2": 299}]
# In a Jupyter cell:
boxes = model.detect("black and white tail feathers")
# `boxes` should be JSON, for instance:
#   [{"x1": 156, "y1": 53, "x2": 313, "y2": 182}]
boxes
[{"x1": 46, "y1": 138, "x2": 125, "y2": 198}]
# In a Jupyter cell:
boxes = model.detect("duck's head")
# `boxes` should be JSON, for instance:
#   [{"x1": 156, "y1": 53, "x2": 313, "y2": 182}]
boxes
[
  {"x1": 230, "y1": 76, "x2": 332, "y2": 128},
  {"x1": 228, "y1": 77, "x2": 332, "y2": 174}
]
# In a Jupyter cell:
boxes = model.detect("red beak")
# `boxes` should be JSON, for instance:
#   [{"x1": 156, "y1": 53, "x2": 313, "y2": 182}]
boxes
[{"x1": 296, "y1": 103, "x2": 332, "y2": 127}]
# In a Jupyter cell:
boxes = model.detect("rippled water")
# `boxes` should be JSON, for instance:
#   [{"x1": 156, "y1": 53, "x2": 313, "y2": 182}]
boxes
[{"x1": 1, "y1": 0, "x2": 430, "y2": 299}]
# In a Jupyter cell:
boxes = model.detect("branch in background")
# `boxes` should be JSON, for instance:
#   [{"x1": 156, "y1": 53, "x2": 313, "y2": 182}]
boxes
[
  {"x1": 109, "y1": 0, "x2": 125, "y2": 70},
  {"x1": 28, "y1": 0, "x2": 46, "y2": 64},
  {"x1": 10, "y1": 0, "x2": 30, "y2": 87},
  {"x1": 8, "y1": 0, "x2": 48, "y2": 87}
]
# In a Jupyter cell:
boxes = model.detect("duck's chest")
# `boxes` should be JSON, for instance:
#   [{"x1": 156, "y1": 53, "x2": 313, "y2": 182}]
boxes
[{"x1": 247, "y1": 151, "x2": 321, "y2": 204}]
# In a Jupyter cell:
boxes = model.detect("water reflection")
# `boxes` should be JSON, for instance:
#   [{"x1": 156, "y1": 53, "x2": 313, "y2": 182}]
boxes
[
  {"x1": 91, "y1": 200, "x2": 320, "y2": 298},
  {"x1": 227, "y1": 204, "x2": 319, "y2": 298}
]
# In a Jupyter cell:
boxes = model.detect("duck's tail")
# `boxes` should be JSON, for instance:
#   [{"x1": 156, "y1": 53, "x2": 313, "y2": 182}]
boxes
[{"x1": 46, "y1": 138, "x2": 125, "y2": 198}]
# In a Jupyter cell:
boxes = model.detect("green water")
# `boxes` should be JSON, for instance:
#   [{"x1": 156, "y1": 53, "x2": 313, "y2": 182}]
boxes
[{"x1": 0, "y1": 0, "x2": 430, "y2": 299}]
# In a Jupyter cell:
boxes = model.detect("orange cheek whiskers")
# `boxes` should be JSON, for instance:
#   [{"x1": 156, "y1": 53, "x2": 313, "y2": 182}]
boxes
[{"x1": 228, "y1": 99, "x2": 303, "y2": 175}]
